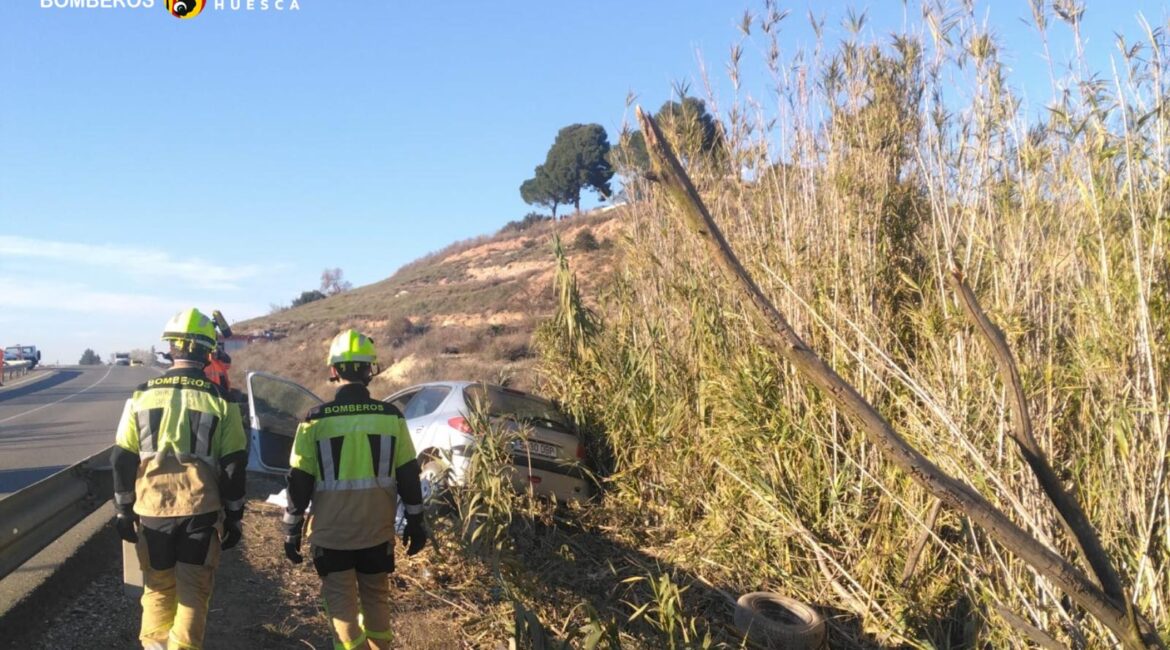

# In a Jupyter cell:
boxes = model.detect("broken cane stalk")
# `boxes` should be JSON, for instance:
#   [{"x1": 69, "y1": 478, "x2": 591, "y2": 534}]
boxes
[{"x1": 948, "y1": 266, "x2": 1141, "y2": 639}]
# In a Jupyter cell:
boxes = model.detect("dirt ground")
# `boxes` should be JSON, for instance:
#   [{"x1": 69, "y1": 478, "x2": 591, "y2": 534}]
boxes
[{"x1": 14, "y1": 474, "x2": 474, "y2": 649}]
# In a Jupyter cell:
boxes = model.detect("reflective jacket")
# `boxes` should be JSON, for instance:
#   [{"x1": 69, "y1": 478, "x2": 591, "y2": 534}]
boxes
[
  {"x1": 285, "y1": 383, "x2": 423, "y2": 550},
  {"x1": 111, "y1": 367, "x2": 248, "y2": 518},
  {"x1": 205, "y1": 353, "x2": 231, "y2": 392}
]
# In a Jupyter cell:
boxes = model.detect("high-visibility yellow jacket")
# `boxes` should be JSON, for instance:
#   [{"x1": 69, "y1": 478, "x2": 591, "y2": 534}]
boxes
[
  {"x1": 285, "y1": 383, "x2": 422, "y2": 550},
  {"x1": 112, "y1": 367, "x2": 248, "y2": 518}
]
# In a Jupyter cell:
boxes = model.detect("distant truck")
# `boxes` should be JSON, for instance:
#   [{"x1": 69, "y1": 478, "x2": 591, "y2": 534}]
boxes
[
  {"x1": 4, "y1": 345, "x2": 42, "y2": 369},
  {"x1": 113, "y1": 352, "x2": 131, "y2": 366}
]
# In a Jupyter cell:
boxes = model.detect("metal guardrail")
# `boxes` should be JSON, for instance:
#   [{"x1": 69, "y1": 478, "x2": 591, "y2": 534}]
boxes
[
  {"x1": 0, "y1": 446, "x2": 113, "y2": 580},
  {"x1": 1, "y1": 360, "x2": 32, "y2": 382}
]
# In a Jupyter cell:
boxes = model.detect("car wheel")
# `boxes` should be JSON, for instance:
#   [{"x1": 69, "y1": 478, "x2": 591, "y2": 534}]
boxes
[
  {"x1": 419, "y1": 455, "x2": 453, "y2": 511},
  {"x1": 732, "y1": 592, "x2": 825, "y2": 649}
]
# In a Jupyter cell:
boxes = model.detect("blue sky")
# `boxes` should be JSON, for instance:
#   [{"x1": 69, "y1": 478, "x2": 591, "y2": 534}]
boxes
[{"x1": 0, "y1": 0, "x2": 1165, "y2": 364}]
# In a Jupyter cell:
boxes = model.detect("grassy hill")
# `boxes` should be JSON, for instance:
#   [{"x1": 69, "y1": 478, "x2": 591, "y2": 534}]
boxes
[{"x1": 228, "y1": 209, "x2": 621, "y2": 399}]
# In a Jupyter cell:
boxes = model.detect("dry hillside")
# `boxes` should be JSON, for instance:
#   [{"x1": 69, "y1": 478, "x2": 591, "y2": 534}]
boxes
[{"x1": 229, "y1": 209, "x2": 622, "y2": 399}]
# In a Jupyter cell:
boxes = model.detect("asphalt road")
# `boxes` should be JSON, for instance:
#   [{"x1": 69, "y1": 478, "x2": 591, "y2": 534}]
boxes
[{"x1": 0, "y1": 365, "x2": 158, "y2": 495}]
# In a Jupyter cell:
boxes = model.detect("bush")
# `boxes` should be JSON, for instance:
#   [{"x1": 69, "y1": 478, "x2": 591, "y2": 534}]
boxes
[
  {"x1": 499, "y1": 212, "x2": 551, "y2": 235},
  {"x1": 572, "y1": 228, "x2": 600, "y2": 252},
  {"x1": 291, "y1": 290, "x2": 327, "y2": 308},
  {"x1": 381, "y1": 317, "x2": 427, "y2": 347}
]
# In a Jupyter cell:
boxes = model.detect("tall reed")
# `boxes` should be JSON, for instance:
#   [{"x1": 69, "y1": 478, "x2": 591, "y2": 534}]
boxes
[{"x1": 537, "y1": 1, "x2": 1170, "y2": 646}]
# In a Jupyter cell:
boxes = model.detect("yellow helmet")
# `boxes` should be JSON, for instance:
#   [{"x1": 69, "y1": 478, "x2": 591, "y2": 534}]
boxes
[
  {"x1": 327, "y1": 329, "x2": 377, "y2": 366},
  {"x1": 162, "y1": 308, "x2": 217, "y2": 350}
]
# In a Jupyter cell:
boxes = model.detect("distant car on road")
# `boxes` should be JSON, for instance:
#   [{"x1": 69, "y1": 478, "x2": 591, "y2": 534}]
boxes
[
  {"x1": 113, "y1": 352, "x2": 131, "y2": 366},
  {"x1": 244, "y1": 374, "x2": 593, "y2": 505},
  {"x1": 130, "y1": 359, "x2": 143, "y2": 366}
]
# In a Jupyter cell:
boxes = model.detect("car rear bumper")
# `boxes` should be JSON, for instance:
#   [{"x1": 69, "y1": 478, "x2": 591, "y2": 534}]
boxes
[
  {"x1": 445, "y1": 450, "x2": 593, "y2": 503},
  {"x1": 507, "y1": 458, "x2": 593, "y2": 503}
]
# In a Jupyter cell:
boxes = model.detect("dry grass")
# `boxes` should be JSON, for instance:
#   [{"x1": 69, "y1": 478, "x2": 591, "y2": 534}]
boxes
[{"x1": 516, "y1": 2, "x2": 1170, "y2": 648}]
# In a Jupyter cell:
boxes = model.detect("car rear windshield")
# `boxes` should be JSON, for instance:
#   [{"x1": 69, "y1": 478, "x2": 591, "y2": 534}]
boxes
[
  {"x1": 403, "y1": 386, "x2": 451, "y2": 419},
  {"x1": 462, "y1": 385, "x2": 573, "y2": 432}
]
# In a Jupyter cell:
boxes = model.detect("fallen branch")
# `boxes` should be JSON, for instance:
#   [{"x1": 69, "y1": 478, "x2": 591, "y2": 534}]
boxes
[{"x1": 634, "y1": 105, "x2": 1163, "y2": 648}]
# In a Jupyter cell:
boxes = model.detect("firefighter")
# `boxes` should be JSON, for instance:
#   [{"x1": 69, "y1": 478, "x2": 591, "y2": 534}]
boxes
[
  {"x1": 283, "y1": 329, "x2": 427, "y2": 650},
  {"x1": 204, "y1": 343, "x2": 232, "y2": 392},
  {"x1": 111, "y1": 308, "x2": 248, "y2": 650},
  {"x1": 204, "y1": 309, "x2": 233, "y2": 393}
]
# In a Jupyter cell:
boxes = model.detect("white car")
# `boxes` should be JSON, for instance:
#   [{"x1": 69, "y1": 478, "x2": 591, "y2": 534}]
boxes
[
  {"x1": 384, "y1": 381, "x2": 593, "y2": 504},
  {"x1": 245, "y1": 374, "x2": 593, "y2": 504}
]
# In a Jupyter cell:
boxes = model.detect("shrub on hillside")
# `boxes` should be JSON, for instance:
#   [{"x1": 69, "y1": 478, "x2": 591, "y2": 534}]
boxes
[
  {"x1": 291, "y1": 290, "x2": 327, "y2": 307},
  {"x1": 499, "y1": 212, "x2": 551, "y2": 235},
  {"x1": 380, "y1": 316, "x2": 427, "y2": 347},
  {"x1": 573, "y1": 228, "x2": 600, "y2": 252}
]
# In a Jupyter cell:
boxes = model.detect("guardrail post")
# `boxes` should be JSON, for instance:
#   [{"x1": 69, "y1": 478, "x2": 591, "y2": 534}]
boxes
[{"x1": 1, "y1": 360, "x2": 33, "y2": 383}]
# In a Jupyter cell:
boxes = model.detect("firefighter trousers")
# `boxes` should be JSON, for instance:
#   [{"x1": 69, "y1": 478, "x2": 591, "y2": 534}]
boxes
[
  {"x1": 312, "y1": 543, "x2": 395, "y2": 650},
  {"x1": 136, "y1": 512, "x2": 222, "y2": 650}
]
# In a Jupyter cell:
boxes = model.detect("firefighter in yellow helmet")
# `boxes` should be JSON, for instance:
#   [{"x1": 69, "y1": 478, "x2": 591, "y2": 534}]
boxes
[
  {"x1": 111, "y1": 308, "x2": 248, "y2": 650},
  {"x1": 283, "y1": 330, "x2": 426, "y2": 650}
]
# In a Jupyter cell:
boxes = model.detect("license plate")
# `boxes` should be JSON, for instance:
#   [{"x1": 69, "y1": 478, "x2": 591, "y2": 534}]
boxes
[{"x1": 514, "y1": 440, "x2": 557, "y2": 459}]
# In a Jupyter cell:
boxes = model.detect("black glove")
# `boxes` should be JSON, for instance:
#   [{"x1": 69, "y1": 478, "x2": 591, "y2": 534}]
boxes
[
  {"x1": 284, "y1": 536, "x2": 304, "y2": 564},
  {"x1": 220, "y1": 509, "x2": 243, "y2": 550},
  {"x1": 115, "y1": 512, "x2": 139, "y2": 544},
  {"x1": 402, "y1": 513, "x2": 427, "y2": 556}
]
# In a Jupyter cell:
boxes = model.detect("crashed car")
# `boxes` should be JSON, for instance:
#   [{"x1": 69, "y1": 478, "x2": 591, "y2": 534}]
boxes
[
  {"x1": 245, "y1": 373, "x2": 593, "y2": 504},
  {"x1": 384, "y1": 381, "x2": 592, "y2": 503}
]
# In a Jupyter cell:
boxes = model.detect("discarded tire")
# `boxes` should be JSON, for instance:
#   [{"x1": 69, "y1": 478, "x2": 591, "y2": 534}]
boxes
[{"x1": 733, "y1": 592, "x2": 825, "y2": 649}]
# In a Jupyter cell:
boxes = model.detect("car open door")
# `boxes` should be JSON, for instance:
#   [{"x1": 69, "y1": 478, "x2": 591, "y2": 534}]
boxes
[{"x1": 247, "y1": 371, "x2": 322, "y2": 474}]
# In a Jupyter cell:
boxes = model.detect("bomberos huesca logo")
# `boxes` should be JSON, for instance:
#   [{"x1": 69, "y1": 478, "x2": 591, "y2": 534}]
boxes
[{"x1": 38, "y1": 0, "x2": 301, "y2": 16}]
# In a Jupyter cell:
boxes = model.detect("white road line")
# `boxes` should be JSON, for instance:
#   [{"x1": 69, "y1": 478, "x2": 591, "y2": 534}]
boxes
[{"x1": 0, "y1": 366, "x2": 114, "y2": 425}]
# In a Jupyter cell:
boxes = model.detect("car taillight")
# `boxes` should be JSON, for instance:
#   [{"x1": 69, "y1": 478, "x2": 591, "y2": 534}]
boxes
[
  {"x1": 576, "y1": 444, "x2": 586, "y2": 459},
  {"x1": 448, "y1": 416, "x2": 473, "y2": 434}
]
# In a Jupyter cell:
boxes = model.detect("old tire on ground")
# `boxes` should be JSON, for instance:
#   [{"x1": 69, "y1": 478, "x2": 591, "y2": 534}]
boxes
[{"x1": 733, "y1": 592, "x2": 825, "y2": 649}]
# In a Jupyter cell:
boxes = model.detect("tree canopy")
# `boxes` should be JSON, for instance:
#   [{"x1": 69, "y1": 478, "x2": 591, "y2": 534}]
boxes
[
  {"x1": 320, "y1": 268, "x2": 352, "y2": 296},
  {"x1": 520, "y1": 165, "x2": 571, "y2": 218},
  {"x1": 655, "y1": 97, "x2": 721, "y2": 157},
  {"x1": 521, "y1": 123, "x2": 614, "y2": 217},
  {"x1": 79, "y1": 348, "x2": 102, "y2": 365}
]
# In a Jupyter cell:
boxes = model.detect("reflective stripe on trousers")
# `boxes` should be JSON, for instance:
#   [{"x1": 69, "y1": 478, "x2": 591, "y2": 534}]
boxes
[{"x1": 322, "y1": 569, "x2": 392, "y2": 650}]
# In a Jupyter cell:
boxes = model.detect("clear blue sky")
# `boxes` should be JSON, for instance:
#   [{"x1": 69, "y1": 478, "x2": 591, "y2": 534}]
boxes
[{"x1": 0, "y1": 0, "x2": 1164, "y2": 364}]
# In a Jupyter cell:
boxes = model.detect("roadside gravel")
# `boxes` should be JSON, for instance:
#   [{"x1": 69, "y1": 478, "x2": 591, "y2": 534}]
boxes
[{"x1": 18, "y1": 474, "x2": 465, "y2": 649}]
